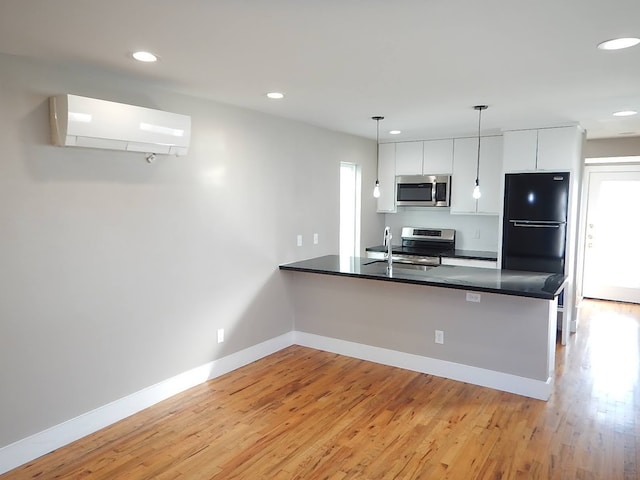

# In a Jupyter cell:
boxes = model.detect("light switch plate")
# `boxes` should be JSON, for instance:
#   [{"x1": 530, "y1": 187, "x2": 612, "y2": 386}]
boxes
[{"x1": 297, "y1": 235, "x2": 303, "y2": 247}]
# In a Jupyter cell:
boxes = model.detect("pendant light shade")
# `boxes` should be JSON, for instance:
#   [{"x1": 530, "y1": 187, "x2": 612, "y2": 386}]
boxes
[
  {"x1": 473, "y1": 105, "x2": 488, "y2": 200},
  {"x1": 372, "y1": 116, "x2": 384, "y2": 198}
]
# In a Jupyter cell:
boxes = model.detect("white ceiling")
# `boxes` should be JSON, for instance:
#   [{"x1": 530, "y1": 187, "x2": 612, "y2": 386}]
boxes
[{"x1": 1, "y1": 0, "x2": 639, "y2": 142}]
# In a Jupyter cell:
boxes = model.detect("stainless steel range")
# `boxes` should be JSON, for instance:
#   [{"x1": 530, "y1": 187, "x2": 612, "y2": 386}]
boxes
[{"x1": 367, "y1": 227, "x2": 456, "y2": 270}]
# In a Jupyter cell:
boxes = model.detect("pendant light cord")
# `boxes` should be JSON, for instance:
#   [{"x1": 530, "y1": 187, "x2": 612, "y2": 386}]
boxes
[
  {"x1": 476, "y1": 109, "x2": 481, "y2": 181},
  {"x1": 372, "y1": 116, "x2": 384, "y2": 198},
  {"x1": 376, "y1": 118, "x2": 380, "y2": 174},
  {"x1": 372, "y1": 116, "x2": 384, "y2": 179},
  {"x1": 474, "y1": 105, "x2": 487, "y2": 184}
]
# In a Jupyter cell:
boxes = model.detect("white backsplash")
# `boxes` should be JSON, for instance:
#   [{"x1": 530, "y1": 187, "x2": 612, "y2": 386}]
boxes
[{"x1": 382, "y1": 208, "x2": 499, "y2": 252}]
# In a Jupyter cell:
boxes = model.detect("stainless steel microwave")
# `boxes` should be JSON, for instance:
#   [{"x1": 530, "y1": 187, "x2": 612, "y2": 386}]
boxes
[{"x1": 396, "y1": 175, "x2": 451, "y2": 207}]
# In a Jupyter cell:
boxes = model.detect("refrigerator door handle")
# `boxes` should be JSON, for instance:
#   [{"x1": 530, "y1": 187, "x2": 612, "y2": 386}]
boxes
[{"x1": 510, "y1": 221, "x2": 561, "y2": 228}]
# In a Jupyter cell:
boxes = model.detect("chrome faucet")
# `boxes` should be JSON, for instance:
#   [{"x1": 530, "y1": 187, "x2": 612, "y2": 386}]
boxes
[{"x1": 383, "y1": 226, "x2": 393, "y2": 270}]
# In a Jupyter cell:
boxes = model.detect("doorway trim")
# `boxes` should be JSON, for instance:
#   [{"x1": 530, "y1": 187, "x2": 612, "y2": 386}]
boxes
[{"x1": 577, "y1": 160, "x2": 640, "y2": 315}]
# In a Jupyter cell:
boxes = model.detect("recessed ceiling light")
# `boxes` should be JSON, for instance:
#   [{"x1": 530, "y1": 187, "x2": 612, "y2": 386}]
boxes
[
  {"x1": 597, "y1": 37, "x2": 640, "y2": 50},
  {"x1": 132, "y1": 51, "x2": 158, "y2": 62},
  {"x1": 389, "y1": 130, "x2": 402, "y2": 135},
  {"x1": 613, "y1": 110, "x2": 638, "y2": 117},
  {"x1": 266, "y1": 92, "x2": 284, "y2": 99}
]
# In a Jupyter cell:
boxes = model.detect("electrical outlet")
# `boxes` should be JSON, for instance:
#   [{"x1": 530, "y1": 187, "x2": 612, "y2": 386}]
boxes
[
  {"x1": 313, "y1": 233, "x2": 319, "y2": 245},
  {"x1": 217, "y1": 328, "x2": 224, "y2": 343},
  {"x1": 297, "y1": 235, "x2": 303, "y2": 247},
  {"x1": 466, "y1": 292, "x2": 481, "y2": 303},
  {"x1": 435, "y1": 330, "x2": 444, "y2": 344}
]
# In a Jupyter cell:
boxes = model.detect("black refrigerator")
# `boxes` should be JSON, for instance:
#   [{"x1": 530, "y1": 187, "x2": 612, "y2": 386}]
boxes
[{"x1": 502, "y1": 172, "x2": 570, "y2": 274}]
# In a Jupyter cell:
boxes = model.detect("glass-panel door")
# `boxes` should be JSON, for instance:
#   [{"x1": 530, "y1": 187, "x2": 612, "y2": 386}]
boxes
[{"x1": 582, "y1": 170, "x2": 640, "y2": 304}]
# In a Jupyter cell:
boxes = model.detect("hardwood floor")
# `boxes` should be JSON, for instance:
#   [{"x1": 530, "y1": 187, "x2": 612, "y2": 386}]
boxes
[{"x1": 3, "y1": 299, "x2": 639, "y2": 479}]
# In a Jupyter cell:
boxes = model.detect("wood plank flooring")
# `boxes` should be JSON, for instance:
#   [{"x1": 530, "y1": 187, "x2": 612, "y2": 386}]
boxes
[{"x1": 3, "y1": 299, "x2": 639, "y2": 479}]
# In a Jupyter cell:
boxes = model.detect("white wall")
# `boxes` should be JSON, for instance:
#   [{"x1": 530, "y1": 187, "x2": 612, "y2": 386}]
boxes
[
  {"x1": 0, "y1": 53, "x2": 379, "y2": 448},
  {"x1": 383, "y1": 209, "x2": 499, "y2": 251}
]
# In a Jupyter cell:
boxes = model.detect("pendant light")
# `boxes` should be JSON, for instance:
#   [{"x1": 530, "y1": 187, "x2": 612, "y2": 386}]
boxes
[
  {"x1": 372, "y1": 116, "x2": 384, "y2": 198},
  {"x1": 473, "y1": 105, "x2": 488, "y2": 200}
]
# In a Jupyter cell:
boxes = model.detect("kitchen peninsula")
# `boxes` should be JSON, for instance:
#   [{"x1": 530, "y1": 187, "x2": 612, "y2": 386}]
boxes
[{"x1": 280, "y1": 255, "x2": 566, "y2": 400}]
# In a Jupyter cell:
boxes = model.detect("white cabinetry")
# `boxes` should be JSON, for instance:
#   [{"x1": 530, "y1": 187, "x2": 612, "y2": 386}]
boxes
[
  {"x1": 477, "y1": 136, "x2": 503, "y2": 214},
  {"x1": 450, "y1": 136, "x2": 503, "y2": 215},
  {"x1": 395, "y1": 141, "x2": 423, "y2": 175},
  {"x1": 423, "y1": 139, "x2": 454, "y2": 174},
  {"x1": 394, "y1": 139, "x2": 454, "y2": 175},
  {"x1": 502, "y1": 130, "x2": 538, "y2": 171},
  {"x1": 451, "y1": 138, "x2": 476, "y2": 213},
  {"x1": 503, "y1": 126, "x2": 583, "y2": 172},
  {"x1": 537, "y1": 127, "x2": 583, "y2": 171},
  {"x1": 376, "y1": 143, "x2": 396, "y2": 213}
]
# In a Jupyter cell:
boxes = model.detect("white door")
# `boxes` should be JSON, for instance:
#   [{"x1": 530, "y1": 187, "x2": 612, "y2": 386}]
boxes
[{"x1": 582, "y1": 170, "x2": 640, "y2": 304}]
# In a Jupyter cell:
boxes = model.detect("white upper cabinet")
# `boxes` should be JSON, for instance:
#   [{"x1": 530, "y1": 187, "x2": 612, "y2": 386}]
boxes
[
  {"x1": 476, "y1": 135, "x2": 503, "y2": 214},
  {"x1": 376, "y1": 143, "x2": 396, "y2": 213},
  {"x1": 395, "y1": 141, "x2": 423, "y2": 175},
  {"x1": 394, "y1": 139, "x2": 454, "y2": 176},
  {"x1": 537, "y1": 127, "x2": 583, "y2": 171},
  {"x1": 503, "y1": 129, "x2": 538, "y2": 171},
  {"x1": 451, "y1": 137, "x2": 477, "y2": 214},
  {"x1": 503, "y1": 126, "x2": 583, "y2": 172},
  {"x1": 451, "y1": 136, "x2": 502, "y2": 215},
  {"x1": 423, "y1": 139, "x2": 454, "y2": 174}
]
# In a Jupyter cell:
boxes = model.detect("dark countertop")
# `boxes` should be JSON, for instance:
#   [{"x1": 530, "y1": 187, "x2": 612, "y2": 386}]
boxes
[
  {"x1": 279, "y1": 255, "x2": 565, "y2": 300},
  {"x1": 365, "y1": 245, "x2": 497, "y2": 261}
]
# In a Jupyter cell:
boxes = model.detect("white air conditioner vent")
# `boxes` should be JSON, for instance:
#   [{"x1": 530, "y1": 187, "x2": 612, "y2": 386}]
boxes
[{"x1": 49, "y1": 94, "x2": 191, "y2": 156}]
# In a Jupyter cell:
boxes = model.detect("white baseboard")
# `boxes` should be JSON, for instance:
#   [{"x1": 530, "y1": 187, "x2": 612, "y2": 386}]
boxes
[
  {"x1": 1, "y1": 329, "x2": 551, "y2": 475},
  {"x1": 0, "y1": 332, "x2": 294, "y2": 476},
  {"x1": 293, "y1": 331, "x2": 552, "y2": 401}
]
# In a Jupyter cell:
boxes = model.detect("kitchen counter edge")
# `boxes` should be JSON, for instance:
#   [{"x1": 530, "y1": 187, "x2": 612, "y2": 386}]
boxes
[{"x1": 279, "y1": 255, "x2": 565, "y2": 300}]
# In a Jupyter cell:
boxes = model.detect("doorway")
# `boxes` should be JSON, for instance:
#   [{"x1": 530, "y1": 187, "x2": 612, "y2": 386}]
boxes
[
  {"x1": 339, "y1": 162, "x2": 361, "y2": 258},
  {"x1": 581, "y1": 165, "x2": 640, "y2": 304}
]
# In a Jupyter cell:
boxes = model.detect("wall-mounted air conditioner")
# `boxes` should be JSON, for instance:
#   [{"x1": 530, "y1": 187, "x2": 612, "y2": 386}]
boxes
[{"x1": 49, "y1": 94, "x2": 191, "y2": 156}]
